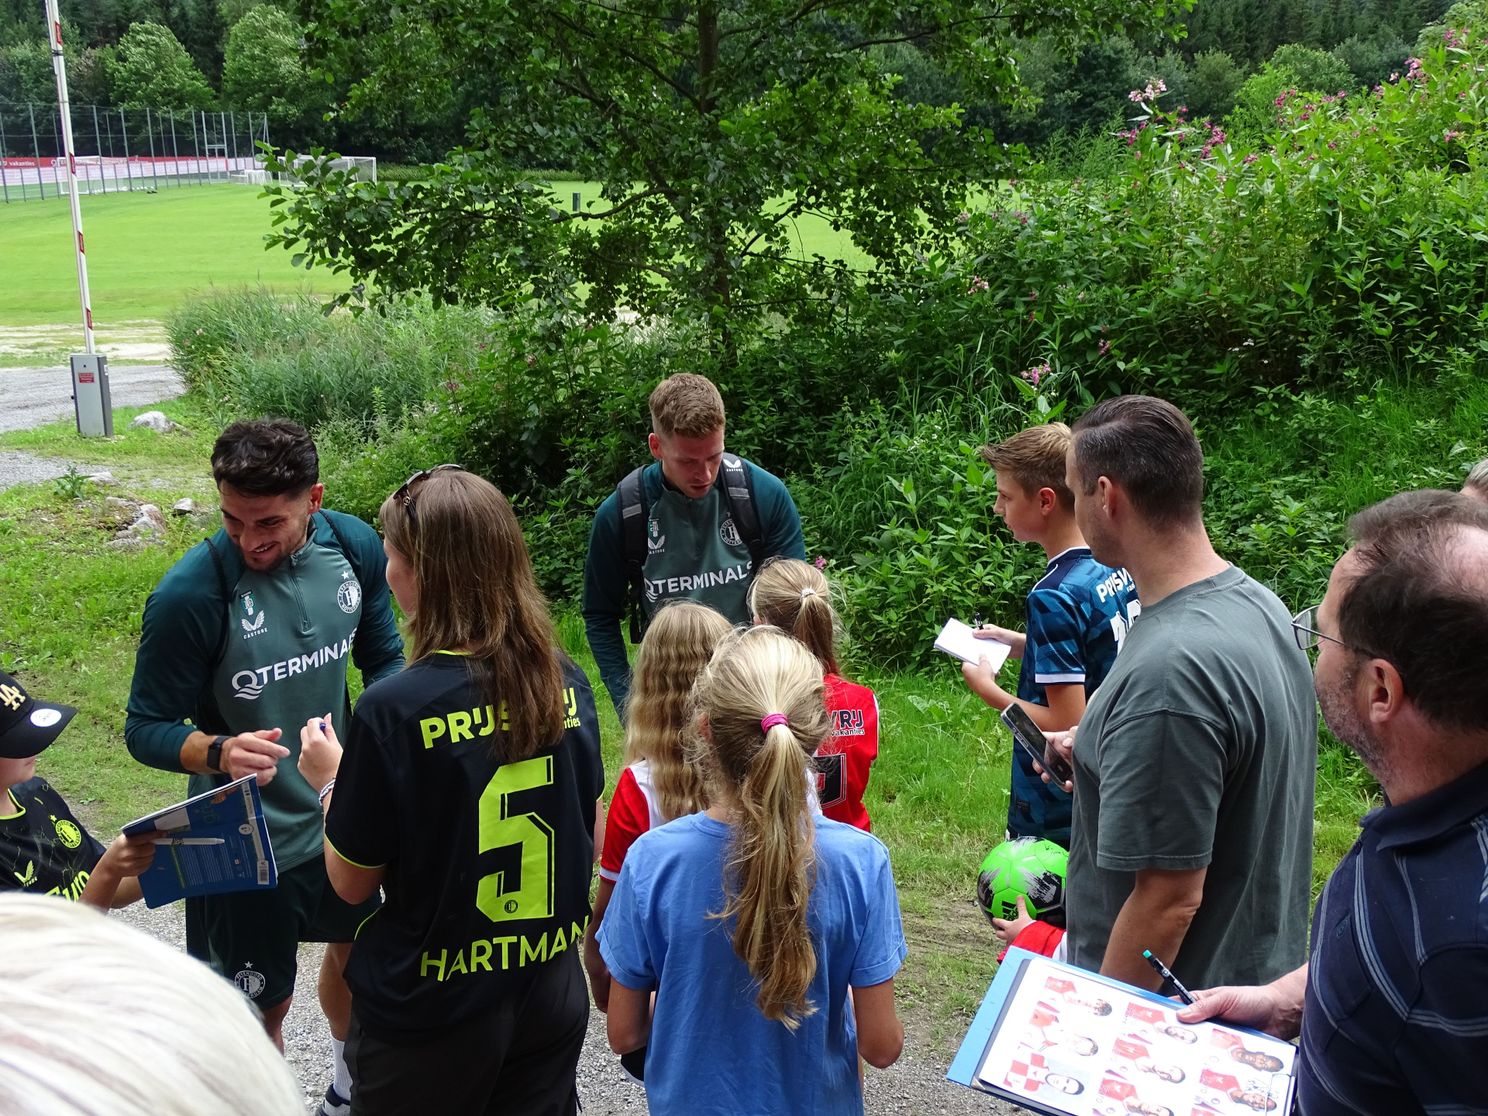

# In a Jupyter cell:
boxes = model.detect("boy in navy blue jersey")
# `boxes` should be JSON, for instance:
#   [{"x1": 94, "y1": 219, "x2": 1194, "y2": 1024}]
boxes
[{"x1": 963, "y1": 423, "x2": 1138, "y2": 848}]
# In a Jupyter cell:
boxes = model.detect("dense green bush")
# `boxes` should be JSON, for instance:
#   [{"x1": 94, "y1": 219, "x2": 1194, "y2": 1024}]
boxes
[
  {"x1": 852, "y1": 34, "x2": 1488, "y2": 419},
  {"x1": 793, "y1": 397, "x2": 1039, "y2": 667}
]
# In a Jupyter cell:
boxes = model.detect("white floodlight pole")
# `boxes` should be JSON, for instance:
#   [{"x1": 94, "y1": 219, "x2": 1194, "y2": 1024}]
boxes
[
  {"x1": 44, "y1": 0, "x2": 93, "y2": 353},
  {"x1": 44, "y1": 0, "x2": 111, "y2": 435}
]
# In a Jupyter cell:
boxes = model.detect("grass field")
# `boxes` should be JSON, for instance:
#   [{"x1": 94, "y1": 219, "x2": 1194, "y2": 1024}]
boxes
[
  {"x1": 0, "y1": 179, "x2": 867, "y2": 341},
  {"x1": 0, "y1": 186, "x2": 344, "y2": 326}
]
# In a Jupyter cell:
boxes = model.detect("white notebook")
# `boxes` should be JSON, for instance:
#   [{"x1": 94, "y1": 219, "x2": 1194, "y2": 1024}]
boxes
[{"x1": 934, "y1": 617, "x2": 1013, "y2": 672}]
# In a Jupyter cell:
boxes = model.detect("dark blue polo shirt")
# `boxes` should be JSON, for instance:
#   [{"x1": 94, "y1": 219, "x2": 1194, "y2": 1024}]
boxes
[{"x1": 1298, "y1": 758, "x2": 1488, "y2": 1115}]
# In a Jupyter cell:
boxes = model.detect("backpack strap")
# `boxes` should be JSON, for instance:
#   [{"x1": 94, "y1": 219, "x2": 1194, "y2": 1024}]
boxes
[
  {"x1": 617, "y1": 467, "x2": 650, "y2": 644},
  {"x1": 720, "y1": 455, "x2": 765, "y2": 568},
  {"x1": 317, "y1": 508, "x2": 350, "y2": 555},
  {"x1": 203, "y1": 534, "x2": 235, "y2": 671}
]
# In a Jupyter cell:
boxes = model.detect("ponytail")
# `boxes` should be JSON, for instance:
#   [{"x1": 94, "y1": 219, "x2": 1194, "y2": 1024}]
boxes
[
  {"x1": 747, "y1": 558, "x2": 840, "y2": 675},
  {"x1": 691, "y1": 626, "x2": 831, "y2": 1028}
]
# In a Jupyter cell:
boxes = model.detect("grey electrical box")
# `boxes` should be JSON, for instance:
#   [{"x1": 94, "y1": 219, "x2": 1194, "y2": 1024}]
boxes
[{"x1": 70, "y1": 353, "x2": 113, "y2": 437}]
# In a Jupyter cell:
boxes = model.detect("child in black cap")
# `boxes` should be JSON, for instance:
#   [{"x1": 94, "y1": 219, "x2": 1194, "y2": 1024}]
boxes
[{"x1": 0, "y1": 669, "x2": 155, "y2": 907}]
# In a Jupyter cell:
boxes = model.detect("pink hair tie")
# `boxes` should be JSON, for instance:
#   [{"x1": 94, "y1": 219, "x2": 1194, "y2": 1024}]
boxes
[{"x1": 760, "y1": 713, "x2": 790, "y2": 734}]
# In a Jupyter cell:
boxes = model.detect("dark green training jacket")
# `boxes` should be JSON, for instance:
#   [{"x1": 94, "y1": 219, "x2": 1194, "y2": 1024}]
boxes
[{"x1": 125, "y1": 509, "x2": 404, "y2": 871}]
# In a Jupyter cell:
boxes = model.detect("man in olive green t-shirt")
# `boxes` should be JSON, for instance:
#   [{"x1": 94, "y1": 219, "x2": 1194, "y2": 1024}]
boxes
[{"x1": 1047, "y1": 396, "x2": 1316, "y2": 992}]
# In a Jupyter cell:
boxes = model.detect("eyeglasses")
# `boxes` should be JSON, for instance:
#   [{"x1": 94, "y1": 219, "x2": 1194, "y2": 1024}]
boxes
[
  {"x1": 394, "y1": 464, "x2": 464, "y2": 528},
  {"x1": 1290, "y1": 605, "x2": 1346, "y2": 653}
]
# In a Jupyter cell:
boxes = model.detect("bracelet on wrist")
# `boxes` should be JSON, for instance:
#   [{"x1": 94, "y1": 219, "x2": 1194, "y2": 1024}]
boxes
[{"x1": 317, "y1": 778, "x2": 336, "y2": 806}]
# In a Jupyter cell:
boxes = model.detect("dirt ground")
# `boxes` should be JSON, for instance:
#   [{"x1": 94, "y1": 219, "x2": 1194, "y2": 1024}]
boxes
[{"x1": 0, "y1": 320, "x2": 171, "y2": 367}]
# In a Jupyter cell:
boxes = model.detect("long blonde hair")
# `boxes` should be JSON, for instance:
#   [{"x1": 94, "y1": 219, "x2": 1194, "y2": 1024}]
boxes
[
  {"x1": 380, "y1": 469, "x2": 564, "y2": 761},
  {"x1": 624, "y1": 602, "x2": 730, "y2": 820},
  {"x1": 690, "y1": 626, "x2": 831, "y2": 1029},
  {"x1": 748, "y1": 558, "x2": 840, "y2": 675}
]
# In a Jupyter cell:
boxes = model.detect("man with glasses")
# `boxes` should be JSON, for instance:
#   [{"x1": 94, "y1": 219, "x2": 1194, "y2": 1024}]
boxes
[
  {"x1": 125, "y1": 418, "x2": 404, "y2": 1116},
  {"x1": 1050, "y1": 395, "x2": 1317, "y2": 994},
  {"x1": 1180, "y1": 489, "x2": 1488, "y2": 1113}
]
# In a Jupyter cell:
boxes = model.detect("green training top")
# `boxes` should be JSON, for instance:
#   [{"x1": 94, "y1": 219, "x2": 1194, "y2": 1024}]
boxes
[{"x1": 125, "y1": 510, "x2": 404, "y2": 871}]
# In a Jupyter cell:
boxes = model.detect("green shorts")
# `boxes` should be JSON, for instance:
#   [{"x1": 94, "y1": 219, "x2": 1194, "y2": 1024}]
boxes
[{"x1": 186, "y1": 855, "x2": 380, "y2": 1009}]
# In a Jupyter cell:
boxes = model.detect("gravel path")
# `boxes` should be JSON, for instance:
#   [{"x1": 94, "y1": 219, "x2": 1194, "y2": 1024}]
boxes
[
  {"x1": 0, "y1": 364, "x2": 186, "y2": 492},
  {"x1": 0, "y1": 363, "x2": 184, "y2": 435},
  {"x1": 9, "y1": 371, "x2": 1013, "y2": 1114}
]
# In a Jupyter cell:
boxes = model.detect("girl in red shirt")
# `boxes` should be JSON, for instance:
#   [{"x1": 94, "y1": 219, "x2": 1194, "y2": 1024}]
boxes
[
  {"x1": 584, "y1": 601, "x2": 730, "y2": 1015},
  {"x1": 749, "y1": 558, "x2": 879, "y2": 831}
]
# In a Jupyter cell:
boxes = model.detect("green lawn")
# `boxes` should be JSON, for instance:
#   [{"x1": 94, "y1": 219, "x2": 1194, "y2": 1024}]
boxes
[
  {"x1": 0, "y1": 186, "x2": 345, "y2": 326},
  {"x1": 0, "y1": 180, "x2": 870, "y2": 331},
  {"x1": 419, "y1": 176, "x2": 872, "y2": 269}
]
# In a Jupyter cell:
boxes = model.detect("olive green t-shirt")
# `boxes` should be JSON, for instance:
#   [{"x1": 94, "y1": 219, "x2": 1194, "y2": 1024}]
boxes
[{"x1": 1065, "y1": 565, "x2": 1317, "y2": 988}]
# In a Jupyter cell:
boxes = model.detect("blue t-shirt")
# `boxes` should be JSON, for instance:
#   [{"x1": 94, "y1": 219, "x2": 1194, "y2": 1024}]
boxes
[
  {"x1": 599, "y1": 814, "x2": 906, "y2": 1116},
  {"x1": 1009, "y1": 547, "x2": 1137, "y2": 847}
]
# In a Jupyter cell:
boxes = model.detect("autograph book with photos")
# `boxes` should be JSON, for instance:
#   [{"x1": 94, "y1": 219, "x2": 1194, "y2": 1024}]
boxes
[
  {"x1": 122, "y1": 774, "x2": 277, "y2": 908},
  {"x1": 948, "y1": 950, "x2": 1297, "y2": 1116}
]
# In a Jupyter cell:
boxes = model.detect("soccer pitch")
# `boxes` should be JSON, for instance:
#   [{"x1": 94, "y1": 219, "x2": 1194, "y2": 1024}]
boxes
[
  {"x1": 0, "y1": 180, "x2": 868, "y2": 365},
  {"x1": 0, "y1": 185, "x2": 344, "y2": 327}
]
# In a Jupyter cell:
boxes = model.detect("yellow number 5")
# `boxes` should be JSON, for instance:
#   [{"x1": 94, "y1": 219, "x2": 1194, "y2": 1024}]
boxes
[{"x1": 476, "y1": 755, "x2": 555, "y2": 923}]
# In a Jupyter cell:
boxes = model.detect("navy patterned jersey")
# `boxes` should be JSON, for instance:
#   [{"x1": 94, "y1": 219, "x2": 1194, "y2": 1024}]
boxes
[{"x1": 1008, "y1": 547, "x2": 1138, "y2": 846}]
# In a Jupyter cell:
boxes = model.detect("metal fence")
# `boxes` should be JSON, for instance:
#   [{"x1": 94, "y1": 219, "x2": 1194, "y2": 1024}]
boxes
[{"x1": 0, "y1": 102, "x2": 270, "y2": 203}]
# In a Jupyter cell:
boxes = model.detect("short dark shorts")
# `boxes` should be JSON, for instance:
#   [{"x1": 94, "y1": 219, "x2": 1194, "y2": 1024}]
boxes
[
  {"x1": 186, "y1": 854, "x2": 380, "y2": 1009},
  {"x1": 346, "y1": 948, "x2": 588, "y2": 1116}
]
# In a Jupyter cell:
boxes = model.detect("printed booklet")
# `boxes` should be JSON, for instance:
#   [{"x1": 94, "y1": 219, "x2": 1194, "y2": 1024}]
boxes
[
  {"x1": 122, "y1": 774, "x2": 277, "y2": 908},
  {"x1": 948, "y1": 949, "x2": 1297, "y2": 1116}
]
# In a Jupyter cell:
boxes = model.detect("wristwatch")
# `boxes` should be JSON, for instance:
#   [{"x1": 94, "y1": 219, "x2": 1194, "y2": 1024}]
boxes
[{"x1": 205, "y1": 735, "x2": 229, "y2": 774}]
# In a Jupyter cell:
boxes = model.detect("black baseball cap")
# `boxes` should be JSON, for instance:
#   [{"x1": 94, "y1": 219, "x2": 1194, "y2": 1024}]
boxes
[{"x1": 0, "y1": 669, "x2": 77, "y2": 759}]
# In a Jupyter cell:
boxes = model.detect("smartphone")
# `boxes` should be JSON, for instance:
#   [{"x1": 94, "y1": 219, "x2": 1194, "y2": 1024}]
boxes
[{"x1": 1000, "y1": 703, "x2": 1074, "y2": 786}]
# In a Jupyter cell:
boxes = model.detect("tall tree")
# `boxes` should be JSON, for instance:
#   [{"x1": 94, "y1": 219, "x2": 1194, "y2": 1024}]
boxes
[
  {"x1": 222, "y1": 5, "x2": 321, "y2": 145},
  {"x1": 109, "y1": 20, "x2": 213, "y2": 108},
  {"x1": 272, "y1": 0, "x2": 1193, "y2": 353}
]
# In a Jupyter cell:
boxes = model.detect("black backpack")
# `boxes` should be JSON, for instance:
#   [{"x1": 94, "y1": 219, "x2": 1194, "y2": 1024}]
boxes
[{"x1": 618, "y1": 456, "x2": 764, "y2": 643}]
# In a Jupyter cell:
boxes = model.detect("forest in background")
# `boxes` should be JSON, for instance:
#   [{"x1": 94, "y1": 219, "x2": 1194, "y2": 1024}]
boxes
[{"x1": 0, "y1": 0, "x2": 1467, "y2": 159}]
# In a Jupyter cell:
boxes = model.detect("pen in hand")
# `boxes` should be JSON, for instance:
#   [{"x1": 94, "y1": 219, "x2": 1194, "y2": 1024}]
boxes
[
  {"x1": 1143, "y1": 949, "x2": 1195, "y2": 1004},
  {"x1": 150, "y1": 836, "x2": 226, "y2": 846}
]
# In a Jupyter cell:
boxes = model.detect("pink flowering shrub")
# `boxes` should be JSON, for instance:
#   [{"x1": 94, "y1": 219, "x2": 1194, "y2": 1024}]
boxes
[{"x1": 885, "y1": 29, "x2": 1488, "y2": 411}]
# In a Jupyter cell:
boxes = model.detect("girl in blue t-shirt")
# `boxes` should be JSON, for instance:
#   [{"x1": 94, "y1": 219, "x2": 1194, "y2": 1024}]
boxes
[{"x1": 599, "y1": 626, "x2": 907, "y2": 1115}]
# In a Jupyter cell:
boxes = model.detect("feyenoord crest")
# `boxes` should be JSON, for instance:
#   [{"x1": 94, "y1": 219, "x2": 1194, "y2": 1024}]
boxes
[
  {"x1": 53, "y1": 816, "x2": 82, "y2": 848},
  {"x1": 234, "y1": 964, "x2": 267, "y2": 999},
  {"x1": 719, "y1": 517, "x2": 742, "y2": 548},
  {"x1": 336, "y1": 575, "x2": 361, "y2": 614},
  {"x1": 240, "y1": 591, "x2": 266, "y2": 635}
]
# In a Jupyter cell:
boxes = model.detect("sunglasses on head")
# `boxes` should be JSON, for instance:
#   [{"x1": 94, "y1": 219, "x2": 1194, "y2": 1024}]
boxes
[{"x1": 394, "y1": 464, "x2": 464, "y2": 527}]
